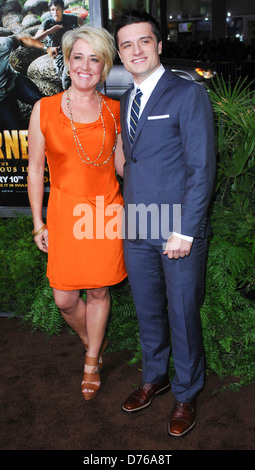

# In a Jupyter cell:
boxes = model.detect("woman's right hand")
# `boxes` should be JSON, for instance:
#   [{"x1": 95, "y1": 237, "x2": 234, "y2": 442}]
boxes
[{"x1": 33, "y1": 227, "x2": 48, "y2": 253}]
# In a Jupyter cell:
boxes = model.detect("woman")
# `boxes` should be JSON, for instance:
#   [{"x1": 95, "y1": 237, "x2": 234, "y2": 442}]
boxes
[{"x1": 28, "y1": 25, "x2": 127, "y2": 401}]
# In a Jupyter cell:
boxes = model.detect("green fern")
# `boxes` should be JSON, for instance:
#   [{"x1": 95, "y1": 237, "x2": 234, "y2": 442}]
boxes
[
  {"x1": 25, "y1": 280, "x2": 64, "y2": 336},
  {"x1": 200, "y1": 205, "x2": 255, "y2": 384}
]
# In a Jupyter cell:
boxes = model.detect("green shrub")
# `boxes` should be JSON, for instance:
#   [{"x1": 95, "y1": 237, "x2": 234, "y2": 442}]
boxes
[
  {"x1": 200, "y1": 206, "x2": 255, "y2": 385},
  {"x1": 0, "y1": 216, "x2": 46, "y2": 314}
]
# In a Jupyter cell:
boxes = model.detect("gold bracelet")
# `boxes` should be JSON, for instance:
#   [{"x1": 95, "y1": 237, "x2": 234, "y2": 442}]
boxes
[{"x1": 32, "y1": 224, "x2": 47, "y2": 237}]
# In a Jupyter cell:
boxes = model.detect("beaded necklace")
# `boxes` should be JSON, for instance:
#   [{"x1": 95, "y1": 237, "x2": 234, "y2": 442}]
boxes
[{"x1": 66, "y1": 88, "x2": 118, "y2": 167}]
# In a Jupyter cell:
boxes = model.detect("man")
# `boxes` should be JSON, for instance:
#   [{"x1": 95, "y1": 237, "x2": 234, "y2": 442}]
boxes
[
  {"x1": 115, "y1": 11, "x2": 216, "y2": 437},
  {"x1": 0, "y1": 35, "x2": 56, "y2": 130},
  {"x1": 35, "y1": 0, "x2": 83, "y2": 89}
]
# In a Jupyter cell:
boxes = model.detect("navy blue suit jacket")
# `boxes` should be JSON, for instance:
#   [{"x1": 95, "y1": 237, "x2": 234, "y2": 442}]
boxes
[{"x1": 120, "y1": 68, "x2": 216, "y2": 245}]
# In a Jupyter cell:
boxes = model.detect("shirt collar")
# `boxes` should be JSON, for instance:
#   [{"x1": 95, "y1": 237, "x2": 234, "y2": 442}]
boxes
[{"x1": 132, "y1": 64, "x2": 165, "y2": 96}]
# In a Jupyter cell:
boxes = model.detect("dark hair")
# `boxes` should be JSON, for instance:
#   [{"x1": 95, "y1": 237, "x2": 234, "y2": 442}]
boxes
[
  {"x1": 114, "y1": 10, "x2": 162, "y2": 49},
  {"x1": 48, "y1": 0, "x2": 64, "y2": 9}
]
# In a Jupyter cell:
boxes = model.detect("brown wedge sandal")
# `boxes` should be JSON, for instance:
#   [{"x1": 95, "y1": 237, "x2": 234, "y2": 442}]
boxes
[
  {"x1": 83, "y1": 337, "x2": 108, "y2": 371},
  {"x1": 81, "y1": 355, "x2": 100, "y2": 401}
]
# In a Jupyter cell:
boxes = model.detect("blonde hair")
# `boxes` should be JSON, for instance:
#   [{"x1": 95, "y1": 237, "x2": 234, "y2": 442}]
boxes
[{"x1": 62, "y1": 25, "x2": 116, "y2": 84}]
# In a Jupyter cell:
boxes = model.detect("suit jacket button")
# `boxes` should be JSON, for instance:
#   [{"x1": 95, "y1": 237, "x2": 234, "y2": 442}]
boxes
[{"x1": 131, "y1": 157, "x2": 137, "y2": 162}]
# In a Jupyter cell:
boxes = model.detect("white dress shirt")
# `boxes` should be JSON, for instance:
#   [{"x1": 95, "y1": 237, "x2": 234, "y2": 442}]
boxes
[
  {"x1": 127, "y1": 64, "x2": 193, "y2": 243},
  {"x1": 127, "y1": 64, "x2": 165, "y2": 130}
]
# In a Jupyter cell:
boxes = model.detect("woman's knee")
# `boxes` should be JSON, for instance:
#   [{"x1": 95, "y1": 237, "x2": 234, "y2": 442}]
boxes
[
  {"x1": 53, "y1": 289, "x2": 79, "y2": 312},
  {"x1": 86, "y1": 287, "x2": 109, "y2": 302}
]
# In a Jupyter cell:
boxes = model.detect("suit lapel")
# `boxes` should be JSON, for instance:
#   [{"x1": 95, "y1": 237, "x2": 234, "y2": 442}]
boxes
[
  {"x1": 134, "y1": 69, "x2": 174, "y2": 144},
  {"x1": 121, "y1": 87, "x2": 133, "y2": 150},
  {"x1": 121, "y1": 69, "x2": 175, "y2": 149}
]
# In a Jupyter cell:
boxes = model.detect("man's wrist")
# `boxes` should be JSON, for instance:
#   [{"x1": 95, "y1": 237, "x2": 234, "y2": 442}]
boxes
[{"x1": 173, "y1": 232, "x2": 193, "y2": 242}]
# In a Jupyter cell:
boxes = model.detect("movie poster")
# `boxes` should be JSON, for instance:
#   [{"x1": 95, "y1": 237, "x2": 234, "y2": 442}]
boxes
[
  {"x1": 0, "y1": 1, "x2": 89, "y2": 212},
  {"x1": 0, "y1": 128, "x2": 49, "y2": 207}
]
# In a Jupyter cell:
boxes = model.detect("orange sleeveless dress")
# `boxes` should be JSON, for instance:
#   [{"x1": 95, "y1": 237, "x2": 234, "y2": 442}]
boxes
[{"x1": 40, "y1": 92, "x2": 127, "y2": 290}]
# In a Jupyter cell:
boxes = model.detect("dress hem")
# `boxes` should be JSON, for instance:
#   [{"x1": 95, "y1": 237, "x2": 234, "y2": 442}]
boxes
[{"x1": 47, "y1": 273, "x2": 127, "y2": 291}]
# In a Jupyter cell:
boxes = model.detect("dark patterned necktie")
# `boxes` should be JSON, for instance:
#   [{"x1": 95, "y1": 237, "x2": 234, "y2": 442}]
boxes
[{"x1": 129, "y1": 88, "x2": 143, "y2": 143}]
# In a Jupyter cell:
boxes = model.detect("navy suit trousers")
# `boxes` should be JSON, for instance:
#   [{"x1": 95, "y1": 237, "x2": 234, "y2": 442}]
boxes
[{"x1": 123, "y1": 236, "x2": 208, "y2": 402}]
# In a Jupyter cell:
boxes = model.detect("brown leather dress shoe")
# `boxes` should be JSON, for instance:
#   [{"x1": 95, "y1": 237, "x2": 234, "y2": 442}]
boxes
[
  {"x1": 168, "y1": 401, "x2": 196, "y2": 437},
  {"x1": 122, "y1": 381, "x2": 170, "y2": 412}
]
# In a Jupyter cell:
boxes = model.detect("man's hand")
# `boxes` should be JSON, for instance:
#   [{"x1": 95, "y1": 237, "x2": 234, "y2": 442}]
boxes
[{"x1": 163, "y1": 234, "x2": 192, "y2": 259}]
